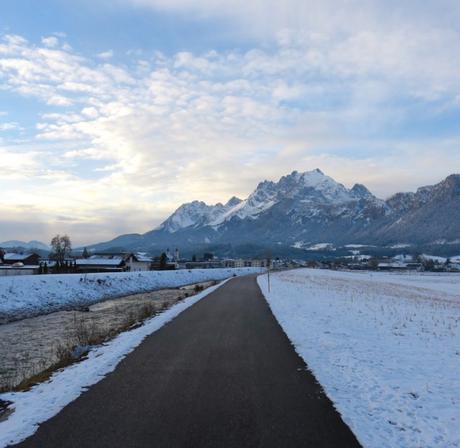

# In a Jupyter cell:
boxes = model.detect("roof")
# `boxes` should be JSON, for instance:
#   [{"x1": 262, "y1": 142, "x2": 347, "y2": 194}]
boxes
[
  {"x1": 3, "y1": 253, "x2": 38, "y2": 261},
  {"x1": 133, "y1": 253, "x2": 152, "y2": 262},
  {"x1": 76, "y1": 256, "x2": 124, "y2": 266},
  {"x1": 378, "y1": 262, "x2": 407, "y2": 268}
]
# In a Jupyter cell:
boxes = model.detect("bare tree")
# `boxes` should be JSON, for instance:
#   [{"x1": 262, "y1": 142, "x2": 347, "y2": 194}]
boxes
[{"x1": 50, "y1": 235, "x2": 72, "y2": 263}]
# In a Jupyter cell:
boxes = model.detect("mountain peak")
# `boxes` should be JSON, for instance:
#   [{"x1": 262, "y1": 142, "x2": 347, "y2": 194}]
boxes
[
  {"x1": 91, "y1": 171, "x2": 460, "y2": 253},
  {"x1": 158, "y1": 169, "x2": 376, "y2": 234},
  {"x1": 351, "y1": 183, "x2": 374, "y2": 199},
  {"x1": 443, "y1": 173, "x2": 460, "y2": 190},
  {"x1": 225, "y1": 196, "x2": 242, "y2": 207},
  {"x1": 288, "y1": 168, "x2": 325, "y2": 181},
  {"x1": 432, "y1": 173, "x2": 460, "y2": 198}
]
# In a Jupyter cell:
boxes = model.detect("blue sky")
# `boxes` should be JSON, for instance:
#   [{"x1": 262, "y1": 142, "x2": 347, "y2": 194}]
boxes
[{"x1": 1, "y1": 0, "x2": 460, "y2": 245}]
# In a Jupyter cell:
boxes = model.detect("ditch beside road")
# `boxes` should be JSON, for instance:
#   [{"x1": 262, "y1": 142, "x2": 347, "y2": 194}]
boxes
[{"x1": 0, "y1": 281, "x2": 215, "y2": 392}]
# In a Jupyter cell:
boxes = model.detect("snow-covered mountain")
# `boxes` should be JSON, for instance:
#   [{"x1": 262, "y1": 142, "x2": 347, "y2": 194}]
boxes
[
  {"x1": 0, "y1": 240, "x2": 50, "y2": 251},
  {"x1": 90, "y1": 170, "x2": 460, "y2": 254},
  {"x1": 157, "y1": 196, "x2": 244, "y2": 233},
  {"x1": 157, "y1": 169, "x2": 384, "y2": 234}
]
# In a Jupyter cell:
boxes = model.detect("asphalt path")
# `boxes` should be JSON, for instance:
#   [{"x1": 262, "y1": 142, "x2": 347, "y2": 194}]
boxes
[{"x1": 14, "y1": 275, "x2": 361, "y2": 448}]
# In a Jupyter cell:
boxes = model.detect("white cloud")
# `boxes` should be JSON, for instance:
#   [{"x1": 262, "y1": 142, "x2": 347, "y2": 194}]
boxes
[
  {"x1": 97, "y1": 50, "x2": 114, "y2": 59},
  {"x1": 41, "y1": 36, "x2": 59, "y2": 48},
  {"x1": 1, "y1": 19, "x2": 460, "y2": 243},
  {"x1": 126, "y1": 0, "x2": 460, "y2": 41},
  {"x1": 0, "y1": 122, "x2": 21, "y2": 131}
]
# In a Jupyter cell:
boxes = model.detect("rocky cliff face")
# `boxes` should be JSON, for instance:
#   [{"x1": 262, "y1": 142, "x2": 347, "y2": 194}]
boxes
[{"x1": 90, "y1": 171, "x2": 460, "y2": 253}]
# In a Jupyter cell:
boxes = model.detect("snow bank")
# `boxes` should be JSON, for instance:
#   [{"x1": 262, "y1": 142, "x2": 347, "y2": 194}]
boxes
[
  {"x1": 258, "y1": 269, "x2": 460, "y2": 448},
  {"x1": 0, "y1": 268, "x2": 262, "y2": 323},
  {"x1": 0, "y1": 279, "x2": 228, "y2": 447}
]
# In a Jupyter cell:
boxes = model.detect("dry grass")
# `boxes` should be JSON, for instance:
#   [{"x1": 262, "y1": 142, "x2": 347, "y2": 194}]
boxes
[
  {"x1": 3, "y1": 299, "x2": 166, "y2": 392},
  {"x1": 1, "y1": 281, "x2": 217, "y2": 393}
]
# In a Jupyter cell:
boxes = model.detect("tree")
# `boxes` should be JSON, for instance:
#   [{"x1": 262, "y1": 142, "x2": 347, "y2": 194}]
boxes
[
  {"x1": 50, "y1": 234, "x2": 72, "y2": 263},
  {"x1": 192, "y1": 254, "x2": 197, "y2": 262},
  {"x1": 159, "y1": 252, "x2": 168, "y2": 270},
  {"x1": 82, "y1": 247, "x2": 90, "y2": 259},
  {"x1": 423, "y1": 258, "x2": 435, "y2": 271},
  {"x1": 0, "y1": 247, "x2": 4, "y2": 262},
  {"x1": 368, "y1": 257, "x2": 379, "y2": 270},
  {"x1": 203, "y1": 252, "x2": 213, "y2": 261}
]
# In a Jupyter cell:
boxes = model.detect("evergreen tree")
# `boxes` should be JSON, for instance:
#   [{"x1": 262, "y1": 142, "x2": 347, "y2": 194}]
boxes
[{"x1": 159, "y1": 252, "x2": 168, "y2": 270}]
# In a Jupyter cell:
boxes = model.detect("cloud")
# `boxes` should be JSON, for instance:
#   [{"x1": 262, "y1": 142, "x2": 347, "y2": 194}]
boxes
[
  {"x1": 0, "y1": 122, "x2": 21, "y2": 131},
  {"x1": 97, "y1": 50, "x2": 114, "y2": 60},
  {"x1": 41, "y1": 36, "x2": 59, "y2": 48},
  {"x1": 125, "y1": 0, "x2": 460, "y2": 41},
  {"x1": 1, "y1": 19, "x2": 460, "y2": 243}
]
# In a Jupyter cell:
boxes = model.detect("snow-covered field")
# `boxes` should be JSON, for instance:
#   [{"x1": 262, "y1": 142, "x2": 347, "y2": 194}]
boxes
[
  {"x1": 0, "y1": 279, "x2": 228, "y2": 447},
  {"x1": 258, "y1": 269, "x2": 460, "y2": 448},
  {"x1": 0, "y1": 268, "x2": 262, "y2": 322}
]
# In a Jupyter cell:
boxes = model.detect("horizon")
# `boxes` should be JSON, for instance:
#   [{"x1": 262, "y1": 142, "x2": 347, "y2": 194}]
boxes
[
  {"x1": 2, "y1": 1, "x2": 460, "y2": 245},
  {"x1": 1, "y1": 168, "x2": 457, "y2": 247}
]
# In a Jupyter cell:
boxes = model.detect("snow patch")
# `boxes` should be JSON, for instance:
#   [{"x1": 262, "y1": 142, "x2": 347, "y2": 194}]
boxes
[
  {"x1": 258, "y1": 269, "x2": 460, "y2": 448},
  {"x1": 0, "y1": 279, "x2": 231, "y2": 447},
  {"x1": 0, "y1": 268, "x2": 262, "y2": 322},
  {"x1": 306, "y1": 243, "x2": 335, "y2": 251}
]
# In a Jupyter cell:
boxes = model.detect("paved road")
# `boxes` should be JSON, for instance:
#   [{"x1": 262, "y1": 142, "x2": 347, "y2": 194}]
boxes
[{"x1": 14, "y1": 275, "x2": 361, "y2": 448}]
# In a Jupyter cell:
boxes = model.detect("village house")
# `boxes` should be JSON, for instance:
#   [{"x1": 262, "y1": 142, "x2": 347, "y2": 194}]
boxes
[
  {"x1": 76, "y1": 252, "x2": 154, "y2": 273},
  {"x1": 0, "y1": 252, "x2": 41, "y2": 276},
  {"x1": 183, "y1": 260, "x2": 223, "y2": 269},
  {"x1": 127, "y1": 253, "x2": 153, "y2": 271},
  {"x1": 2, "y1": 252, "x2": 41, "y2": 266},
  {"x1": 76, "y1": 253, "x2": 129, "y2": 273}
]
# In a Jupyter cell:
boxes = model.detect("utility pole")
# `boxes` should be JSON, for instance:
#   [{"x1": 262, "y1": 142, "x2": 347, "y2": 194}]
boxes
[
  {"x1": 268, "y1": 265, "x2": 271, "y2": 292},
  {"x1": 267, "y1": 255, "x2": 271, "y2": 292}
]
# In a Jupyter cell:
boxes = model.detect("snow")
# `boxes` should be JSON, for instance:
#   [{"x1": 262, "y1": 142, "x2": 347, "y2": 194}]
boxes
[
  {"x1": 389, "y1": 243, "x2": 412, "y2": 249},
  {"x1": 132, "y1": 253, "x2": 152, "y2": 262},
  {"x1": 155, "y1": 169, "x2": 376, "y2": 233},
  {"x1": 292, "y1": 241, "x2": 308, "y2": 249},
  {"x1": 294, "y1": 169, "x2": 354, "y2": 203},
  {"x1": 3, "y1": 254, "x2": 34, "y2": 261},
  {"x1": 258, "y1": 269, "x2": 460, "y2": 448},
  {"x1": 421, "y1": 254, "x2": 447, "y2": 263},
  {"x1": 393, "y1": 254, "x2": 414, "y2": 262},
  {"x1": 157, "y1": 200, "x2": 214, "y2": 232},
  {"x1": 0, "y1": 268, "x2": 262, "y2": 322},
  {"x1": 0, "y1": 279, "x2": 229, "y2": 447},
  {"x1": 0, "y1": 240, "x2": 49, "y2": 251},
  {"x1": 292, "y1": 241, "x2": 339, "y2": 251},
  {"x1": 346, "y1": 254, "x2": 371, "y2": 261},
  {"x1": 75, "y1": 256, "x2": 124, "y2": 266},
  {"x1": 306, "y1": 242, "x2": 335, "y2": 251}
]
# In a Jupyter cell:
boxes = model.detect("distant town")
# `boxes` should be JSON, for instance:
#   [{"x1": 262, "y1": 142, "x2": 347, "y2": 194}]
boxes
[
  {"x1": 0, "y1": 237, "x2": 274, "y2": 277},
  {"x1": 1, "y1": 234, "x2": 459, "y2": 277}
]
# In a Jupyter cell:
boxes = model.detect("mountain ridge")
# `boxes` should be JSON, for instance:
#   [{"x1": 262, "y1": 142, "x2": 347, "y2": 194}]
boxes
[
  {"x1": 89, "y1": 170, "x2": 460, "y2": 255},
  {"x1": 0, "y1": 240, "x2": 50, "y2": 251}
]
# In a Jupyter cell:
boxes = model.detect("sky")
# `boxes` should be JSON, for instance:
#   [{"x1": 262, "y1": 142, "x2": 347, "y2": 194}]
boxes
[{"x1": 1, "y1": 0, "x2": 460, "y2": 245}]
